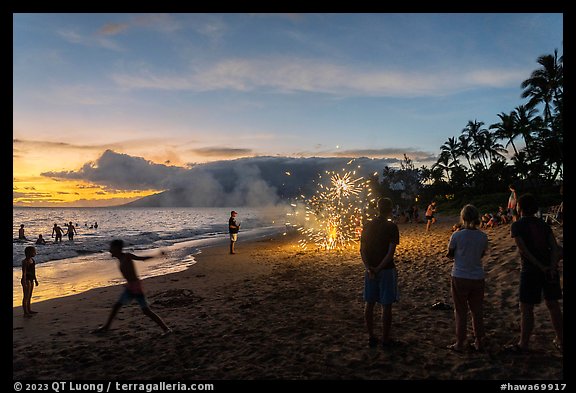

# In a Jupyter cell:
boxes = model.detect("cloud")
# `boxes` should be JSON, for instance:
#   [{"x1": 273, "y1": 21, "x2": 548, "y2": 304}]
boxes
[
  {"x1": 14, "y1": 139, "x2": 106, "y2": 150},
  {"x1": 13, "y1": 138, "x2": 171, "y2": 154},
  {"x1": 112, "y1": 57, "x2": 529, "y2": 97},
  {"x1": 41, "y1": 149, "x2": 186, "y2": 190},
  {"x1": 41, "y1": 150, "x2": 416, "y2": 206},
  {"x1": 38, "y1": 84, "x2": 127, "y2": 106},
  {"x1": 332, "y1": 148, "x2": 437, "y2": 162},
  {"x1": 13, "y1": 191, "x2": 52, "y2": 199},
  {"x1": 58, "y1": 29, "x2": 122, "y2": 51},
  {"x1": 191, "y1": 147, "x2": 254, "y2": 158},
  {"x1": 15, "y1": 198, "x2": 65, "y2": 203},
  {"x1": 96, "y1": 14, "x2": 181, "y2": 37},
  {"x1": 98, "y1": 22, "x2": 130, "y2": 36},
  {"x1": 249, "y1": 13, "x2": 304, "y2": 23}
]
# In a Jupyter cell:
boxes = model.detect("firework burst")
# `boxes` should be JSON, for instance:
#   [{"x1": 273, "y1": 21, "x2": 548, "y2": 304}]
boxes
[{"x1": 290, "y1": 165, "x2": 377, "y2": 251}]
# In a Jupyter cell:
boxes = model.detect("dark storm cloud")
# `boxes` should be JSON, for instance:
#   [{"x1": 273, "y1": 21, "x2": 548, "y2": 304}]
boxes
[
  {"x1": 41, "y1": 149, "x2": 186, "y2": 190},
  {"x1": 40, "y1": 150, "x2": 424, "y2": 206}
]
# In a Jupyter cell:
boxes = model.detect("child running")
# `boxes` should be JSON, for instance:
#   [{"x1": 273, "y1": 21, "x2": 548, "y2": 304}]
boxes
[
  {"x1": 425, "y1": 201, "x2": 437, "y2": 231},
  {"x1": 446, "y1": 204, "x2": 488, "y2": 352},
  {"x1": 21, "y1": 246, "x2": 39, "y2": 316},
  {"x1": 92, "y1": 240, "x2": 171, "y2": 335}
]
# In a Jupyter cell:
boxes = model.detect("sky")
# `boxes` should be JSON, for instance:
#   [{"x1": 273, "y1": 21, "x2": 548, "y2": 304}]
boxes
[{"x1": 13, "y1": 13, "x2": 563, "y2": 206}]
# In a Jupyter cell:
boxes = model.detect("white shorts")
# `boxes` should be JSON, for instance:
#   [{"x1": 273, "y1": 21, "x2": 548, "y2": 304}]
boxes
[{"x1": 230, "y1": 233, "x2": 238, "y2": 242}]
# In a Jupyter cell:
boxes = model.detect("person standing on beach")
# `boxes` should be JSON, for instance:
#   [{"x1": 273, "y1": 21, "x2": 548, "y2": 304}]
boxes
[
  {"x1": 52, "y1": 223, "x2": 64, "y2": 243},
  {"x1": 65, "y1": 221, "x2": 77, "y2": 241},
  {"x1": 508, "y1": 193, "x2": 563, "y2": 353},
  {"x1": 507, "y1": 184, "x2": 518, "y2": 222},
  {"x1": 92, "y1": 239, "x2": 171, "y2": 335},
  {"x1": 360, "y1": 197, "x2": 400, "y2": 349},
  {"x1": 446, "y1": 204, "x2": 488, "y2": 352},
  {"x1": 18, "y1": 224, "x2": 27, "y2": 240},
  {"x1": 21, "y1": 246, "x2": 39, "y2": 316},
  {"x1": 229, "y1": 210, "x2": 240, "y2": 255},
  {"x1": 425, "y1": 201, "x2": 437, "y2": 231}
]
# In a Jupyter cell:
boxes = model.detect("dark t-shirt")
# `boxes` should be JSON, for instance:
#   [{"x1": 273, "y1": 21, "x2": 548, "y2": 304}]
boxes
[
  {"x1": 229, "y1": 217, "x2": 239, "y2": 234},
  {"x1": 360, "y1": 217, "x2": 400, "y2": 269},
  {"x1": 511, "y1": 216, "x2": 553, "y2": 272}
]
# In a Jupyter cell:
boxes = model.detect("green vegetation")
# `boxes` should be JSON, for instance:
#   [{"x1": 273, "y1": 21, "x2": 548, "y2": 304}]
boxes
[{"x1": 376, "y1": 48, "x2": 563, "y2": 214}]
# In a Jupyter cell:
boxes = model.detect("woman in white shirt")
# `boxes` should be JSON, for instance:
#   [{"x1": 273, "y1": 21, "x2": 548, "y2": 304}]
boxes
[{"x1": 446, "y1": 204, "x2": 488, "y2": 352}]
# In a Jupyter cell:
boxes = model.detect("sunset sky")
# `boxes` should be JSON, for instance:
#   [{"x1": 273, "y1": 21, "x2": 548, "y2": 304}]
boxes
[{"x1": 13, "y1": 13, "x2": 563, "y2": 206}]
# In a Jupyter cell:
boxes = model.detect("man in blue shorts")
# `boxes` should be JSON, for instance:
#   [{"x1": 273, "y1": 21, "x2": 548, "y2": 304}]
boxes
[{"x1": 361, "y1": 197, "x2": 400, "y2": 349}]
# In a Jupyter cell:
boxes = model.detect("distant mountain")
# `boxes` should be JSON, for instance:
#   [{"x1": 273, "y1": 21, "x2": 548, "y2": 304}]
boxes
[
  {"x1": 123, "y1": 188, "x2": 209, "y2": 207},
  {"x1": 122, "y1": 156, "x2": 395, "y2": 207}
]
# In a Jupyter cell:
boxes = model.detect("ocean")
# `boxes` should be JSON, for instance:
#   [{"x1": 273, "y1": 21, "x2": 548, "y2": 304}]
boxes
[{"x1": 12, "y1": 206, "x2": 287, "y2": 306}]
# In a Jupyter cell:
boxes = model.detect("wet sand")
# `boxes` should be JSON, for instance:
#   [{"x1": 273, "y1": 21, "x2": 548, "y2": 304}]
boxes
[{"x1": 13, "y1": 219, "x2": 563, "y2": 380}]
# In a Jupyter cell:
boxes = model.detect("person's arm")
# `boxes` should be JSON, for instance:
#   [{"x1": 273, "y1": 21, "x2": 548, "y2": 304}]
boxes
[
  {"x1": 360, "y1": 236, "x2": 375, "y2": 277},
  {"x1": 446, "y1": 234, "x2": 456, "y2": 258},
  {"x1": 481, "y1": 238, "x2": 488, "y2": 258},
  {"x1": 548, "y1": 232, "x2": 560, "y2": 269},
  {"x1": 360, "y1": 247, "x2": 370, "y2": 270},
  {"x1": 129, "y1": 253, "x2": 153, "y2": 261},
  {"x1": 513, "y1": 237, "x2": 548, "y2": 272},
  {"x1": 32, "y1": 260, "x2": 38, "y2": 286},
  {"x1": 374, "y1": 243, "x2": 397, "y2": 272},
  {"x1": 21, "y1": 261, "x2": 27, "y2": 284}
]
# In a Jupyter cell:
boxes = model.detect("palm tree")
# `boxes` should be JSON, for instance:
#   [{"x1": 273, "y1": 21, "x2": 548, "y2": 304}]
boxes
[
  {"x1": 432, "y1": 151, "x2": 457, "y2": 183},
  {"x1": 419, "y1": 165, "x2": 434, "y2": 186},
  {"x1": 458, "y1": 134, "x2": 474, "y2": 169},
  {"x1": 514, "y1": 105, "x2": 542, "y2": 147},
  {"x1": 490, "y1": 111, "x2": 520, "y2": 156},
  {"x1": 521, "y1": 49, "x2": 563, "y2": 124},
  {"x1": 462, "y1": 120, "x2": 490, "y2": 168},
  {"x1": 511, "y1": 151, "x2": 530, "y2": 180},
  {"x1": 440, "y1": 137, "x2": 462, "y2": 167},
  {"x1": 483, "y1": 132, "x2": 508, "y2": 164}
]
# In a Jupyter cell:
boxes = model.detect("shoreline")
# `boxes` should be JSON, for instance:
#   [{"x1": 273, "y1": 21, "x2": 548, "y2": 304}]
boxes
[
  {"x1": 13, "y1": 218, "x2": 564, "y2": 379},
  {"x1": 12, "y1": 225, "x2": 285, "y2": 307}
]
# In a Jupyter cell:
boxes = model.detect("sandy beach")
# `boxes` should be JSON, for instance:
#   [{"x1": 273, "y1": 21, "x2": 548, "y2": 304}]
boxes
[{"x1": 13, "y1": 218, "x2": 563, "y2": 380}]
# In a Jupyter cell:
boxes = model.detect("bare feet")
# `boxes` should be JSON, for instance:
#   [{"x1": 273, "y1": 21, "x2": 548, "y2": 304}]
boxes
[{"x1": 447, "y1": 343, "x2": 464, "y2": 352}]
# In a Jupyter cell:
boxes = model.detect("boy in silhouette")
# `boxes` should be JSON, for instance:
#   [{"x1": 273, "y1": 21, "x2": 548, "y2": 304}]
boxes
[
  {"x1": 52, "y1": 223, "x2": 64, "y2": 243},
  {"x1": 92, "y1": 239, "x2": 171, "y2": 335},
  {"x1": 65, "y1": 221, "x2": 77, "y2": 240},
  {"x1": 18, "y1": 224, "x2": 27, "y2": 240}
]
